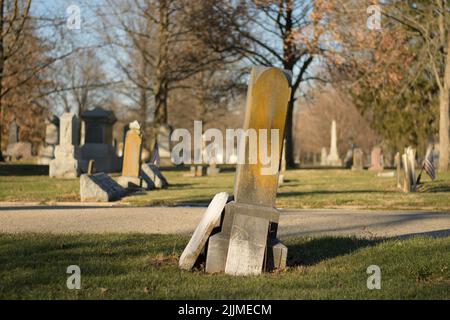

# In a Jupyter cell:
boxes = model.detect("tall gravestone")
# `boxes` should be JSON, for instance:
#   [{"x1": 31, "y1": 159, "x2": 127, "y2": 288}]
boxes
[
  {"x1": 118, "y1": 121, "x2": 143, "y2": 189},
  {"x1": 80, "y1": 107, "x2": 120, "y2": 173},
  {"x1": 205, "y1": 67, "x2": 291, "y2": 276},
  {"x1": 369, "y1": 146, "x2": 383, "y2": 171},
  {"x1": 326, "y1": 120, "x2": 342, "y2": 166},
  {"x1": 395, "y1": 152, "x2": 402, "y2": 189},
  {"x1": 49, "y1": 113, "x2": 82, "y2": 178}
]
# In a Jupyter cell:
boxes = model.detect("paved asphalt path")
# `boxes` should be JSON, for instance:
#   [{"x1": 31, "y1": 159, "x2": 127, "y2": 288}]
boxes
[{"x1": 1, "y1": 204, "x2": 449, "y2": 239}]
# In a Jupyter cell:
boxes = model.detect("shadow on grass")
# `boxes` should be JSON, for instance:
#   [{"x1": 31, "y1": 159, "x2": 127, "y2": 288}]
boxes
[
  {"x1": 278, "y1": 189, "x2": 384, "y2": 198},
  {"x1": 286, "y1": 229, "x2": 450, "y2": 268},
  {"x1": 286, "y1": 237, "x2": 383, "y2": 267},
  {"x1": 417, "y1": 181, "x2": 450, "y2": 193},
  {"x1": 0, "y1": 164, "x2": 49, "y2": 176}
]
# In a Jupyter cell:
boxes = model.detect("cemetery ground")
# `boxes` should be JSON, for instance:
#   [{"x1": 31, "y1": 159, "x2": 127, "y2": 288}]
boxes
[
  {"x1": 0, "y1": 233, "x2": 449, "y2": 299},
  {"x1": 1, "y1": 163, "x2": 450, "y2": 210},
  {"x1": 1, "y1": 163, "x2": 449, "y2": 299}
]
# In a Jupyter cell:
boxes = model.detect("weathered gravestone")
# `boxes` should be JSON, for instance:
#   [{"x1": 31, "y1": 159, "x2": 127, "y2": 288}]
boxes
[
  {"x1": 118, "y1": 121, "x2": 143, "y2": 189},
  {"x1": 369, "y1": 146, "x2": 383, "y2": 171},
  {"x1": 5, "y1": 114, "x2": 32, "y2": 161},
  {"x1": 49, "y1": 113, "x2": 83, "y2": 178},
  {"x1": 80, "y1": 107, "x2": 120, "y2": 173},
  {"x1": 351, "y1": 148, "x2": 364, "y2": 171},
  {"x1": 326, "y1": 120, "x2": 342, "y2": 167},
  {"x1": 80, "y1": 172, "x2": 126, "y2": 202},
  {"x1": 141, "y1": 163, "x2": 169, "y2": 189},
  {"x1": 402, "y1": 147, "x2": 416, "y2": 192},
  {"x1": 205, "y1": 67, "x2": 291, "y2": 276},
  {"x1": 395, "y1": 152, "x2": 402, "y2": 189},
  {"x1": 179, "y1": 192, "x2": 229, "y2": 270}
]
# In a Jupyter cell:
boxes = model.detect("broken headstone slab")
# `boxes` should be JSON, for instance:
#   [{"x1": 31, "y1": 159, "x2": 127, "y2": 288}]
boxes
[
  {"x1": 179, "y1": 192, "x2": 229, "y2": 271},
  {"x1": 80, "y1": 173, "x2": 126, "y2": 202}
]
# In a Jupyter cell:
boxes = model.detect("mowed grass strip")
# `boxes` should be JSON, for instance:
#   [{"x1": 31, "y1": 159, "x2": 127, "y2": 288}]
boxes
[
  {"x1": 0, "y1": 233, "x2": 448, "y2": 299},
  {"x1": 1, "y1": 164, "x2": 449, "y2": 210}
]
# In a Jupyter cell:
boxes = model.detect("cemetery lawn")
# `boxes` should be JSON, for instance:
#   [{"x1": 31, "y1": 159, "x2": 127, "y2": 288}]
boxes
[
  {"x1": 0, "y1": 233, "x2": 449, "y2": 299},
  {"x1": 1, "y1": 164, "x2": 450, "y2": 210}
]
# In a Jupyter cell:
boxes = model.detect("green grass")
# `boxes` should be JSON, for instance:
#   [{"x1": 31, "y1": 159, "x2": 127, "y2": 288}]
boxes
[
  {"x1": 1, "y1": 164, "x2": 449, "y2": 210},
  {"x1": 0, "y1": 233, "x2": 448, "y2": 299}
]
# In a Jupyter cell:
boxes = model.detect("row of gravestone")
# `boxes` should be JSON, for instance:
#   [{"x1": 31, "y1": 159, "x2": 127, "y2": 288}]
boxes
[
  {"x1": 2, "y1": 107, "x2": 172, "y2": 170},
  {"x1": 79, "y1": 120, "x2": 169, "y2": 202},
  {"x1": 320, "y1": 143, "x2": 384, "y2": 171}
]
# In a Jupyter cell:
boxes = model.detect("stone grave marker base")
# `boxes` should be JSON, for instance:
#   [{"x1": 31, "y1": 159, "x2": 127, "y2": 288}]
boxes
[{"x1": 80, "y1": 173, "x2": 126, "y2": 202}]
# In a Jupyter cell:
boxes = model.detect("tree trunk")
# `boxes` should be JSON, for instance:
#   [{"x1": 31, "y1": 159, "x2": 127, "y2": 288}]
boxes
[
  {"x1": 153, "y1": 0, "x2": 169, "y2": 130},
  {"x1": 439, "y1": 37, "x2": 450, "y2": 172},
  {"x1": 285, "y1": 98, "x2": 295, "y2": 168},
  {"x1": 439, "y1": 84, "x2": 450, "y2": 172},
  {"x1": 0, "y1": 0, "x2": 4, "y2": 161}
]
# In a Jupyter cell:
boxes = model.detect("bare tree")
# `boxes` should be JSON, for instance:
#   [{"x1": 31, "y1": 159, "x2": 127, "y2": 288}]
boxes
[
  {"x1": 194, "y1": 0, "x2": 321, "y2": 168},
  {"x1": 0, "y1": 0, "x2": 32, "y2": 160},
  {"x1": 98, "y1": 0, "x2": 239, "y2": 147}
]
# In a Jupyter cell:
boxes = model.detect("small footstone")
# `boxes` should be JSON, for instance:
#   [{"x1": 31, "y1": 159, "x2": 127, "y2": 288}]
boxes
[
  {"x1": 141, "y1": 163, "x2": 169, "y2": 189},
  {"x1": 179, "y1": 192, "x2": 229, "y2": 270},
  {"x1": 80, "y1": 173, "x2": 126, "y2": 202}
]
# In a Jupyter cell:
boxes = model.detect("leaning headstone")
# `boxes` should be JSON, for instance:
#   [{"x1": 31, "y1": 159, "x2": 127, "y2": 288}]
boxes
[
  {"x1": 179, "y1": 192, "x2": 229, "y2": 270},
  {"x1": 49, "y1": 113, "x2": 83, "y2": 178},
  {"x1": 205, "y1": 67, "x2": 291, "y2": 276},
  {"x1": 369, "y1": 146, "x2": 383, "y2": 171},
  {"x1": 118, "y1": 121, "x2": 143, "y2": 189},
  {"x1": 351, "y1": 148, "x2": 363, "y2": 171},
  {"x1": 80, "y1": 173, "x2": 125, "y2": 202},
  {"x1": 326, "y1": 120, "x2": 342, "y2": 167},
  {"x1": 141, "y1": 163, "x2": 168, "y2": 189}
]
